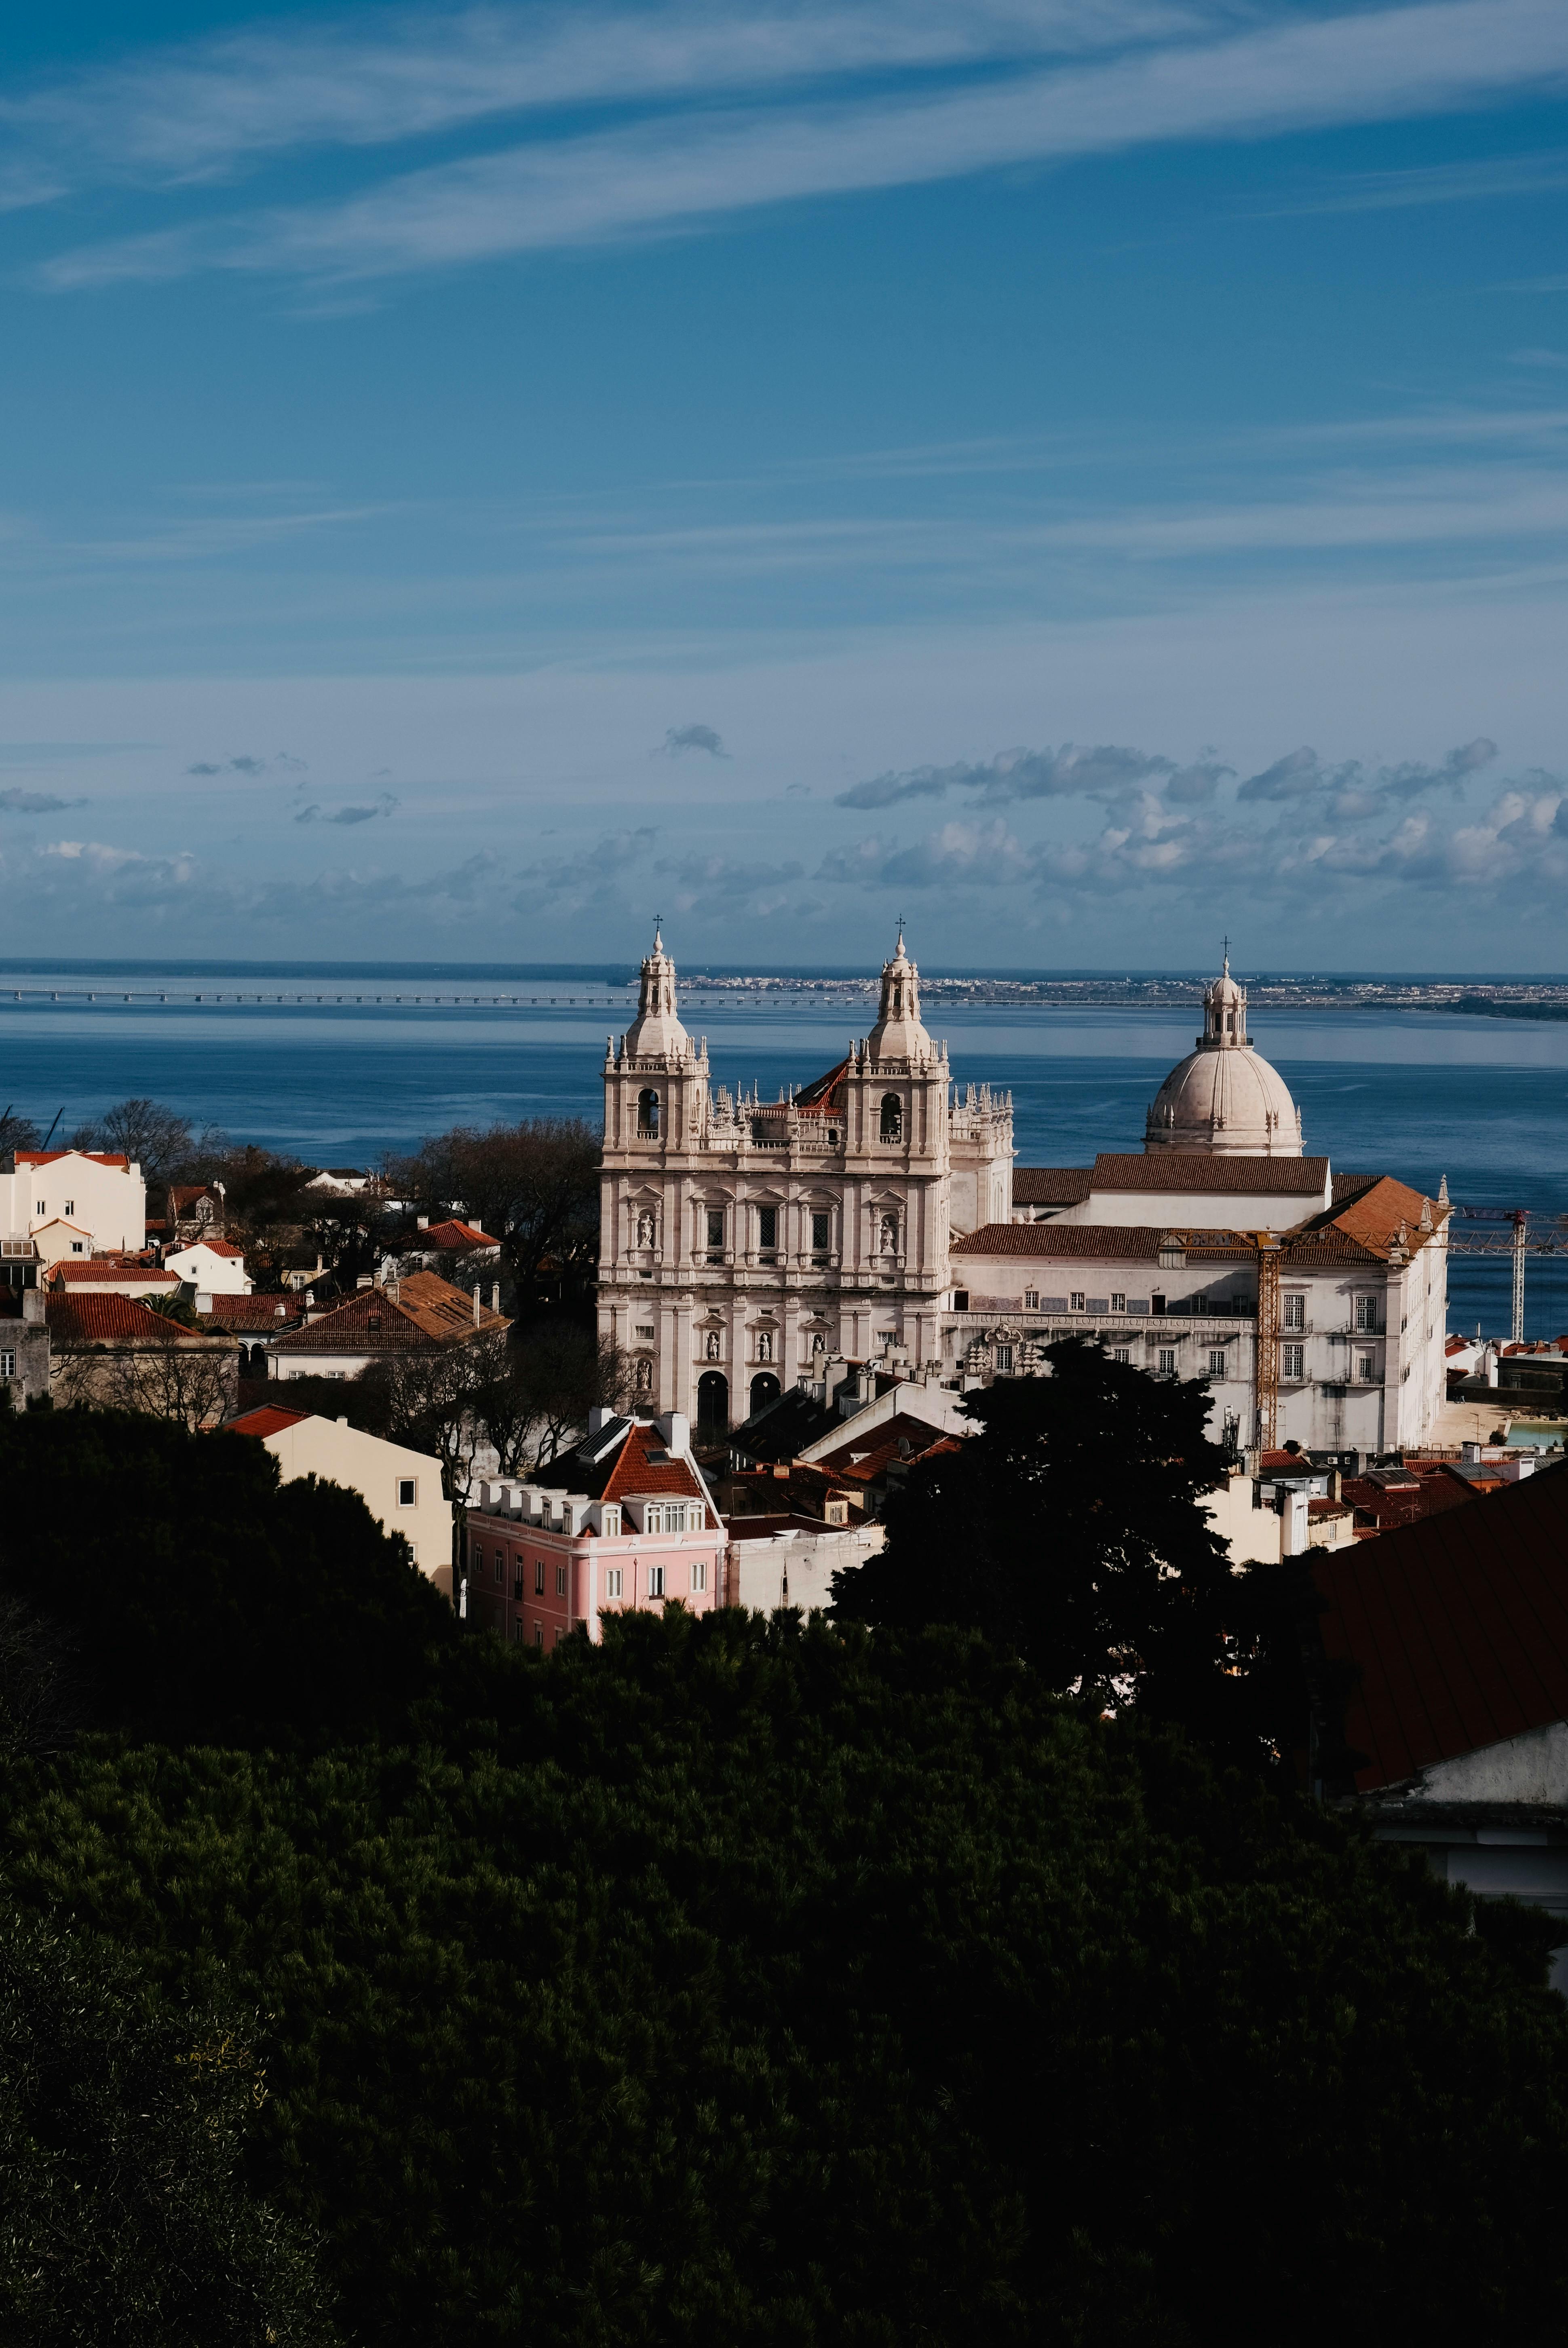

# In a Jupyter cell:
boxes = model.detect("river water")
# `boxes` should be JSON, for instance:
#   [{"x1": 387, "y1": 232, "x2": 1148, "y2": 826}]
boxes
[{"x1": 1, "y1": 960, "x2": 1562, "y2": 1339}]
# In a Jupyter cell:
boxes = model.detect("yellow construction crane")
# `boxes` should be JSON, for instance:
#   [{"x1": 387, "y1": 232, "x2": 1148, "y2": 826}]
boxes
[{"x1": 1253, "y1": 1235, "x2": 1281, "y2": 1453}]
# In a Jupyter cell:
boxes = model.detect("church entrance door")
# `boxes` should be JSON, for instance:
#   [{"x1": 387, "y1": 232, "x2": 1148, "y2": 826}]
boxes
[
  {"x1": 749, "y1": 1372, "x2": 781, "y2": 1417},
  {"x1": 697, "y1": 1370, "x2": 729, "y2": 1438}
]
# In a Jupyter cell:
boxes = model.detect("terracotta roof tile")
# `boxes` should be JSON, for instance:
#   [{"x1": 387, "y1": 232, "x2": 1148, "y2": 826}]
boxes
[
  {"x1": 199, "y1": 1294, "x2": 305, "y2": 1328},
  {"x1": 275, "y1": 1272, "x2": 508, "y2": 1353},
  {"x1": 225, "y1": 1405, "x2": 309, "y2": 1438},
  {"x1": 1012, "y1": 1168, "x2": 1093, "y2": 1204},
  {"x1": 46, "y1": 1294, "x2": 232, "y2": 1344},
  {"x1": 1090, "y1": 1153, "x2": 1330, "y2": 1195},
  {"x1": 601, "y1": 1421, "x2": 709, "y2": 1510},
  {"x1": 17, "y1": 1150, "x2": 132, "y2": 1170},
  {"x1": 419, "y1": 1219, "x2": 500, "y2": 1251},
  {"x1": 1312, "y1": 1463, "x2": 1568, "y2": 1789}
]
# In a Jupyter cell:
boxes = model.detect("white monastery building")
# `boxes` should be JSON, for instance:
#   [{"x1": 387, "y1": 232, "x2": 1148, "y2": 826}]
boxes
[{"x1": 599, "y1": 935, "x2": 1450, "y2": 1459}]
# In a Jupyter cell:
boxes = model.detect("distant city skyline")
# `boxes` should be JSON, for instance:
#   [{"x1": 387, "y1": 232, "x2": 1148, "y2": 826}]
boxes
[{"x1": 2, "y1": 0, "x2": 1567, "y2": 964}]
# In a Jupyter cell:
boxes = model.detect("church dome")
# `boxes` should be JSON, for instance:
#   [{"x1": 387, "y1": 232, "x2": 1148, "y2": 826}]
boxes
[{"x1": 1144, "y1": 955, "x2": 1302, "y2": 1156}]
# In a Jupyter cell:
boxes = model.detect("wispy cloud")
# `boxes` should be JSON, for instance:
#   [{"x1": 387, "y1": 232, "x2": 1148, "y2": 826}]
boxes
[
  {"x1": 186, "y1": 750, "x2": 308, "y2": 776},
  {"x1": 0, "y1": 787, "x2": 87, "y2": 813},
  {"x1": 295, "y1": 791, "x2": 399, "y2": 824},
  {"x1": 34, "y1": 0, "x2": 1568, "y2": 289},
  {"x1": 1257, "y1": 145, "x2": 1568, "y2": 215}
]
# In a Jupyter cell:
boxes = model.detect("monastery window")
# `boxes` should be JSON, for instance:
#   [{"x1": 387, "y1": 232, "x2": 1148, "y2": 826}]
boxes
[
  {"x1": 705, "y1": 1207, "x2": 725, "y2": 1258},
  {"x1": 953, "y1": 1288, "x2": 969, "y2": 1311},
  {"x1": 636, "y1": 1322, "x2": 655, "y2": 1339},
  {"x1": 1112, "y1": 1347, "x2": 1130, "y2": 1364},
  {"x1": 1150, "y1": 1294, "x2": 1166, "y2": 1315},
  {"x1": 637, "y1": 1089, "x2": 660, "y2": 1138},
  {"x1": 879, "y1": 1094, "x2": 903, "y2": 1143},
  {"x1": 994, "y1": 1344, "x2": 1014, "y2": 1373},
  {"x1": 534, "y1": 1557, "x2": 546, "y2": 1594},
  {"x1": 1070, "y1": 1292, "x2": 1085, "y2": 1313},
  {"x1": 1354, "y1": 1294, "x2": 1378, "y2": 1331},
  {"x1": 877, "y1": 1327, "x2": 897, "y2": 1348},
  {"x1": 555, "y1": 1563, "x2": 568, "y2": 1596},
  {"x1": 1357, "y1": 1353, "x2": 1378, "y2": 1383},
  {"x1": 1209, "y1": 1351, "x2": 1227, "y2": 1377},
  {"x1": 1024, "y1": 1289, "x2": 1040, "y2": 1309},
  {"x1": 647, "y1": 1563, "x2": 666, "y2": 1598},
  {"x1": 605, "y1": 1567, "x2": 624, "y2": 1599},
  {"x1": 1158, "y1": 1349, "x2": 1177, "y2": 1376},
  {"x1": 0, "y1": 1352, "x2": 13, "y2": 1379},
  {"x1": 757, "y1": 1205, "x2": 778, "y2": 1253},
  {"x1": 1282, "y1": 1294, "x2": 1305, "y2": 1330},
  {"x1": 690, "y1": 1558, "x2": 707, "y2": 1593},
  {"x1": 1110, "y1": 1292, "x2": 1126, "y2": 1313},
  {"x1": 1282, "y1": 1343, "x2": 1305, "y2": 1382},
  {"x1": 811, "y1": 1210, "x2": 831, "y2": 1251}
]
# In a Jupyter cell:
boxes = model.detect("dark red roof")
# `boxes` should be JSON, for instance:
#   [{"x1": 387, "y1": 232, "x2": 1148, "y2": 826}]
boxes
[
  {"x1": 1091, "y1": 1153, "x2": 1330, "y2": 1195},
  {"x1": 1012, "y1": 1168, "x2": 1092, "y2": 1205},
  {"x1": 17, "y1": 1149, "x2": 131, "y2": 1170},
  {"x1": 1311, "y1": 1463, "x2": 1568, "y2": 1790},
  {"x1": 751, "y1": 1059, "x2": 849, "y2": 1121},
  {"x1": 199, "y1": 1294, "x2": 305, "y2": 1328},
  {"x1": 420, "y1": 1219, "x2": 499, "y2": 1251},
  {"x1": 602, "y1": 1421, "x2": 708, "y2": 1509},
  {"x1": 46, "y1": 1294, "x2": 219, "y2": 1343}
]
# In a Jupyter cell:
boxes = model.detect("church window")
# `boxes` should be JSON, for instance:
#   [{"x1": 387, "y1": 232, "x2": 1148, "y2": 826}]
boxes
[
  {"x1": 1158, "y1": 1349, "x2": 1176, "y2": 1376},
  {"x1": 1282, "y1": 1294, "x2": 1305, "y2": 1330},
  {"x1": 1070, "y1": 1292, "x2": 1085, "y2": 1313},
  {"x1": 1354, "y1": 1295, "x2": 1378, "y2": 1331},
  {"x1": 878, "y1": 1329, "x2": 896, "y2": 1348},
  {"x1": 1024, "y1": 1289, "x2": 1039, "y2": 1309},
  {"x1": 879, "y1": 1094, "x2": 903, "y2": 1142},
  {"x1": 637, "y1": 1088, "x2": 660, "y2": 1138},
  {"x1": 1283, "y1": 1344, "x2": 1305, "y2": 1381},
  {"x1": 811, "y1": 1210, "x2": 830, "y2": 1254},
  {"x1": 1358, "y1": 1353, "x2": 1378, "y2": 1382},
  {"x1": 757, "y1": 1206, "x2": 777, "y2": 1252},
  {"x1": 994, "y1": 1344, "x2": 1014, "y2": 1373},
  {"x1": 636, "y1": 1323, "x2": 655, "y2": 1339},
  {"x1": 1110, "y1": 1293, "x2": 1125, "y2": 1313},
  {"x1": 706, "y1": 1207, "x2": 724, "y2": 1256}
]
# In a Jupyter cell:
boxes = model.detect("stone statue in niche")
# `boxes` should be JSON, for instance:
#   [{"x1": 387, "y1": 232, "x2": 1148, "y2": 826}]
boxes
[
  {"x1": 706, "y1": 1330, "x2": 722, "y2": 1360},
  {"x1": 636, "y1": 1210, "x2": 656, "y2": 1248}
]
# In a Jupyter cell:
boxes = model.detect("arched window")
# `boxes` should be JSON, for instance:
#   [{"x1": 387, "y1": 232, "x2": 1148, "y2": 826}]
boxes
[
  {"x1": 637, "y1": 1087, "x2": 660, "y2": 1138},
  {"x1": 880, "y1": 1093, "x2": 903, "y2": 1142}
]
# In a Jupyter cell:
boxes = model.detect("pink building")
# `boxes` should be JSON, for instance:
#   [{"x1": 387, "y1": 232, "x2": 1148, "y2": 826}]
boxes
[{"x1": 465, "y1": 1410, "x2": 723, "y2": 1648}]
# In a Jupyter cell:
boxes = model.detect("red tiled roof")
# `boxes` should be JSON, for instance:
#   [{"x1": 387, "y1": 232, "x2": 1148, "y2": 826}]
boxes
[
  {"x1": 601, "y1": 1421, "x2": 708, "y2": 1510},
  {"x1": 953, "y1": 1223, "x2": 1252, "y2": 1262},
  {"x1": 177, "y1": 1238, "x2": 246, "y2": 1258},
  {"x1": 226, "y1": 1404, "x2": 309, "y2": 1438},
  {"x1": 749, "y1": 1058, "x2": 849, "y2": 1121},
  {"x1": 198, "y1": 1294, "x2": 304, "y2": 1327},
  {"x1": 1091, "y1": 1153, "x2": 1330, "y2": 1195},
  {"x1": 17, "y1": 1150, "x2": 131, "y2": 1170},
  {"x1": 46, "y1": 1260, "x2": 175, "y2": 1288},
  {"x1": 1012, "y1": 1168, "x2": 1092, "y2": 1204},
  {"x1": 46, "y1": 1294, "x2": 229, "y2": 1343},
  {"x1": 1343, "y1": 1468, "x2": 1481, "y2": 1539},
  {"x1": 1311, "y1": 1463, "x2": 1568, "y2": 1790},
  {"x1": 420, "y1": 1219, "x2": 499, "y2": 1251},
  {"x1": 274, "y1": 1273, "x2": 508, "y2": 1353}
]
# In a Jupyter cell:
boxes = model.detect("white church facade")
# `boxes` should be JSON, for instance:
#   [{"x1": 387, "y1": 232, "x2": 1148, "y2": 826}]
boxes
[{"x1": 598, "y1": 935, "x2": 1450, "y2": 1459}]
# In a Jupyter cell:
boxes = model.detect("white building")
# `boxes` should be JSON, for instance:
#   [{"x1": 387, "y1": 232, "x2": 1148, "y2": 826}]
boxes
[
  {"x1": 0, "y1": 1148, "x2": 146, "y2": 1258},
  {"x1": 165, "y1": 1238, "x2": 253, "y2": 1296},
  {"x1": 599, "y1": 935, "x2": 1450, "y2": 1457},
  {"x1": 226, "y1": 1402, "x2": 454, "y2": 1591}
]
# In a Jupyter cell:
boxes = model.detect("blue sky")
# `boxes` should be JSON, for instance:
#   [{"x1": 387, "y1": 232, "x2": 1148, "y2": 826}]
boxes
[{"x1": 2, "y1": 0, "x2": 1568, "y2": 967}]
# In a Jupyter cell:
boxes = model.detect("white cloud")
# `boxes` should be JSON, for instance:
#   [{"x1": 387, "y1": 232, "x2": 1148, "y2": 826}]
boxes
[{"x1": 35, "y1": 0, "x2": 1568, "y2": 288}]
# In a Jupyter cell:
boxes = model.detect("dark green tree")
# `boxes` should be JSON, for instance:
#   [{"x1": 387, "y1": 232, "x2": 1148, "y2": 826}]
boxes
[
  {"x1": 0, "y1": 1897, "x2": 333, "y2": 2347},
  {"x1": 386, "y1": 1117, "x2": 601, "y2": 1321},
  {"x1": 0, "y1": 1410, "x2": 454, "y2": 1746},
  {"x1": 831, "y1": 1340, "x2": 1263, "y2": 1742}
]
